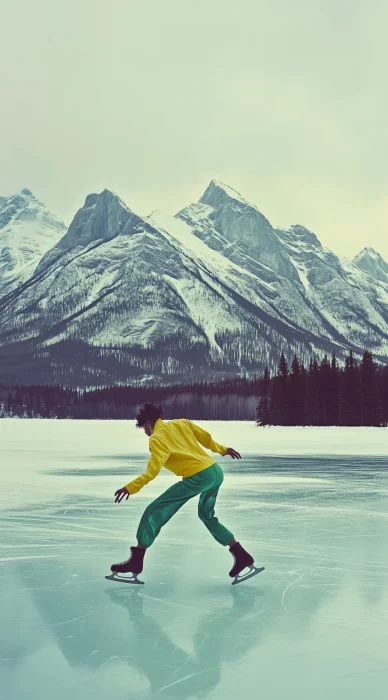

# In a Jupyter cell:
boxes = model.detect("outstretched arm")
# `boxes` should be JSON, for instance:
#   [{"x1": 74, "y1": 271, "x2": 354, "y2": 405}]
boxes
[
  {"x1": 114, "y1": 436, "x2": 170, "y2": 501},
  {"x1": 187, "y1": 420, "x2": 241, "y2": 459}
]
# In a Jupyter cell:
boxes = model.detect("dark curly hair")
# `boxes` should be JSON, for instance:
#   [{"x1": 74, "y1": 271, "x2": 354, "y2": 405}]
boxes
[{"x1": 135, "y1": 403, "x2": 163, "y2": 428}]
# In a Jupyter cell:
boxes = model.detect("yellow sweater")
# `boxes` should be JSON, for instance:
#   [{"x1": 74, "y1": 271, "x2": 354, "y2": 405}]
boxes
[{"x1": 125, "y1": 418, "x2": 228, "y2": 495}]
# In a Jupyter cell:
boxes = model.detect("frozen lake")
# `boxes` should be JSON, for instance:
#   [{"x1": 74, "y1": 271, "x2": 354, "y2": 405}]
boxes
[{"x1": 1, "y1": 420, "x2": 388, "y2": 700}]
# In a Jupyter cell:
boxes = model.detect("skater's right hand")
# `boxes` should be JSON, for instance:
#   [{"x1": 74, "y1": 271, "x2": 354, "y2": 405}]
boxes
[
  {"x1": 114, "y1": 487, "x2": 130, "y2": 503},
  {"x1": 225, "y1": 447, "x2": 241, "y2": 459}
]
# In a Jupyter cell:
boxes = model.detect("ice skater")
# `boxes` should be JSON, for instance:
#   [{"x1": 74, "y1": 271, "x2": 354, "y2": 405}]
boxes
[{"x1": 109, "y1": 404, "x2": 264, "y2": 585}]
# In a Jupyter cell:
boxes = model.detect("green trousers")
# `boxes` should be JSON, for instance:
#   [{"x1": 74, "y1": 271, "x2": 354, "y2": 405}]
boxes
[{"x1": 136, "y1": 462, "x2": 234, "y2": 548}]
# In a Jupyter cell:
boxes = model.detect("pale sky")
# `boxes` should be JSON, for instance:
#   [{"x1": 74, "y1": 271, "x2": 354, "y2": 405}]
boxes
[{"x1": 1, "y1": 0, "x2": 387, "y2": 260}]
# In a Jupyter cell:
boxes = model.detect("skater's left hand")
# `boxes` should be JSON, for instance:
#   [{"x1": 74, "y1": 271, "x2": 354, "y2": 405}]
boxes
[
  {"x1": 114, "y1": 487, "x2": 130, "y2": 503},
  {"x1": 225, "y1": 447, "x2": 241, "y2": 459}
]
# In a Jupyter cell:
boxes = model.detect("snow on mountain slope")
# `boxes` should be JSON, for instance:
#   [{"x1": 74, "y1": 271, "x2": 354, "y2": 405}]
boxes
[
  {"x1": 0, "y1": 189, "x2": 345, "y2": 387},
  {"x1": 353, "y1": 247, "x2": 388, "y2": 284},
  {"x1": 149, "y1": 209, "x2": 241, "y2": 275},
  {"x1": 36, "y1": 190, "x2": 135, "y2": 273},
  {"x1": 178, "y1": 180, "x2": 296, "y2": 281},
  {"x1": 147, "y1": 210, "x2": 278, "y2": 351},
  {"x1": 178, "y1": 181, "x2": 388, "y2": 358},
  {"x1": 148, "y1": 210, "x2": 277, "y2": 304},
  {"x1": 1, "y1": 181, "x2": 387, "y2": 386},
  {"x1": 0, "y1": 189, "x2": 66, "y2": 297},
  {"x1": 275, "y1": 227, "x2": 388, "y2": 356},
  {"x1": 147, "y1": 210, "x2": 345, "y2": 353},
  {"x1": 339, "y1": 250, "x2": 388, "y2": 341},
  {"x1": 176, "y1": 182, "x2": 348, "y2": 344},
  {"x1": 0, "y1": 192, "x2": 245, "y2": 349}
]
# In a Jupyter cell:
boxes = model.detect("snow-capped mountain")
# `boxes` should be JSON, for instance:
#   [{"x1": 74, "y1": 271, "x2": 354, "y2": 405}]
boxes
[
  {"x1": 0, "y1": 189, "x2": 66, "y2": 297},
  {"x1": 353, "y1": 247, "x2": 388, "y2": 284},
  {"x1": 178, "y1": 181, "x2": 388, "y2": 359},
  {"x1": 0, "y1": 181, "x2": 387, "y2": 386}
]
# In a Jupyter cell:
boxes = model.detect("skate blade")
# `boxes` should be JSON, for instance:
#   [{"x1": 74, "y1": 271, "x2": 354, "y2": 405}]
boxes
[
  {"x1": 231, "y1": 566, "x2": 265, "y2": 585},
  {"x1": 105, "y1": 573, "x2": 144, "y2": 585}
]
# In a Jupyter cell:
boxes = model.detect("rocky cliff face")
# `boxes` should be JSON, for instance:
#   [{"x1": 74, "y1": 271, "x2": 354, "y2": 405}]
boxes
[
  {"x1": 178, "y1": 180, "x2": 388, "y2": 358},
  {"x1": 0, "y1": 181, "x2": 387, "y2": 386},
  {"x1": 0, "y1": 189, "x2": 66, "y2": 297},
  {"x1": 353, "y1": 247, "x2": 388, "y2": 284}
]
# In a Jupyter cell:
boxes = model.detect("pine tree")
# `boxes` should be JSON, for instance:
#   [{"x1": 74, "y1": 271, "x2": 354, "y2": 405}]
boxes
[
  {"x1": 381, "y1": 365, "x2": 388, "y2": 426},
  {"x1": 270, "y1": 352, "x2": 290, "y2": 425},
  {"x1": 360, "y1": 350, "x2": 382, "y2": 426},
  {"x1": 289, "y1": 354, "x2": 303, "y2": 425},
  {"x1": 256, "y1": 367, "x2": 271, "y2": 426},
  {"x1": 339, "y1": 350, "x2": 360, "y2": 425},
  {"x1": 6, "y1": 391, "x2": 12, "y2": 416},
  {"x1": 319, "y1": 354, "x2": 331, "y2": 425},
  {"x1": 299, "y1": 363, "x2": 308, "y2": 425},
  {"x1": 14, "y1": 388, "x2": 23, "y2": 417},
  {"x1": 328, "y1": 352, "x2": 340, "y2": 425},
  {"x1": 305, "y1": 358, "x2": 320, "y2": 425}
]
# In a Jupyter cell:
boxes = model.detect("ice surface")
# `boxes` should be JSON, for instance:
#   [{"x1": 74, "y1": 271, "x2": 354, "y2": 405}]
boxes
[{"x1": 1, "y1": 420, "x2": 388, "y2": 700}]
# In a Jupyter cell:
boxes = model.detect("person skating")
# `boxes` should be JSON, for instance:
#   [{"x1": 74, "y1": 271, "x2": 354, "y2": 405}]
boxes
[{"x1": 109, "y1": 404, "x2": 264, "y2": 584}]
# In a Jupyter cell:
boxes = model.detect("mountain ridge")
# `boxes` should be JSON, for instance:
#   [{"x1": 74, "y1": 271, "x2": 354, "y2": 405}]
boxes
[
  {"x1": 0, "y1": 182, "x2": 387, "y2": 386},
  {"x1": 0, "y1": 189, "x2": 66, "y2": 299}
]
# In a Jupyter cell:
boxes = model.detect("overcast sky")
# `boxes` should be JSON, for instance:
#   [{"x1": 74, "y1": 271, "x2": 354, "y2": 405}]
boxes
[{"x1": 1, "y1": 0, "x2": 387, "y2": 259}]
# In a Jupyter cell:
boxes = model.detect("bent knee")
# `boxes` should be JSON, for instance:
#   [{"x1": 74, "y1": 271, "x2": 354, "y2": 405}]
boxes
[
  {"x1": 141, "y1": 504, "x2": 154, "y2": 521},
  {"x1": 197, "y1": 506, "x2": 206, "y2": 521},
  {"x1": 198, "y1": 506, "x2": 213, "y2": 522}
]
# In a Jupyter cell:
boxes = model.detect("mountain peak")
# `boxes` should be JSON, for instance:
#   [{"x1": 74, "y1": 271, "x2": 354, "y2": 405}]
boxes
[
  {"x1": 353, "y1": 247, "x2": 388, "y2": 283},
  {"x1": 84, "y1": 193, "x2": 100, "y2": 208},
  {"x1": 288, "y1": 224, "x2": 320, "y2": 246},
  {"x1": 354, "y1": 247, "x2": 383, "y2": 261},
  {"x1": 0, "y1": 189, "x2": 65, "y2": 235},
  {"x1": 36, "y1": 189, "x2": 136, "y2": 272},
  {"x1": 83, "y1": 189, "x2": 127, "y2": 209},
  {"x1": 100, "y1": 188, "x2": 120, "y2": 200},
  {"x1": 84, "y1": 188, "x2": 127, "y2": 207},
  {"x1": 200, "y1": 180, "x2": 251, "y2": 208},
  {"x1": 0, "y1": 190, "x2": 66, "y2": 293}
]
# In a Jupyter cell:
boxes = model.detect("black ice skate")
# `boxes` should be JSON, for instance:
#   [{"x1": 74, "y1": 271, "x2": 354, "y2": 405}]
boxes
[
  {"x1": 229, "y1": 542, "x2": 265, "y2": 585},
  {"x1": 106, "y1": 546, "x2": 146, "y2": 585}
]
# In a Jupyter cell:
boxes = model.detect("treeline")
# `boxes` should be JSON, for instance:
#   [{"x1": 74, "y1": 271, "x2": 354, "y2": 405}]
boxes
[
  {"x1": 0, "y1": 327, "x2": 324, "y2": 387},
  {"x1": 1, "y1": 349, "x2": 387, "y2": 424},
  {"x1": 257, "y1": 350, "x2": 388, "y2": 426},
  {"x1": 0, "y1": 378, "x2": 260, "y2": 421}
]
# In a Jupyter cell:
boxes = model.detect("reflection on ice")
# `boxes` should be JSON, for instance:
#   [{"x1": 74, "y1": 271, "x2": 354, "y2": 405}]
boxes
[{"x1": 1, "y1": 421, "x2": 388, "y2": 699}]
